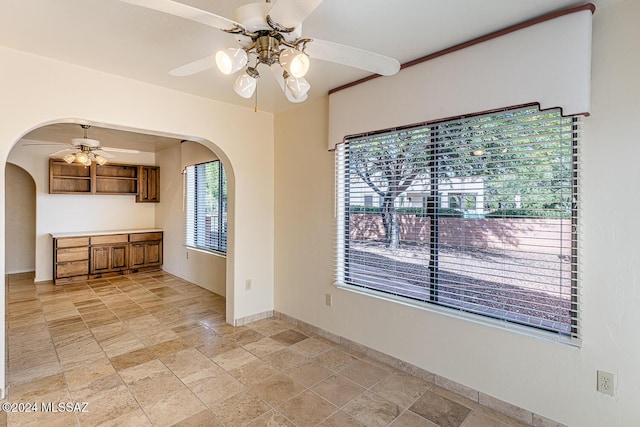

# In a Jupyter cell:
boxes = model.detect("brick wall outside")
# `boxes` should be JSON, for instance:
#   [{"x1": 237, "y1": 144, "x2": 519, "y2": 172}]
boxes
[{"x1": 349, "y1": 214, "x2": 573, "y2": 255}]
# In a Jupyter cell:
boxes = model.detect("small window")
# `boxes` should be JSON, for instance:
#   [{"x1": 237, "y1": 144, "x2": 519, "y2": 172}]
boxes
[
  {"x1": 336, "y1": 106, "x2": 579, "y2": 340},
  {"x1": 185, "y1": 161, "x2": 227, "y2": 253}
]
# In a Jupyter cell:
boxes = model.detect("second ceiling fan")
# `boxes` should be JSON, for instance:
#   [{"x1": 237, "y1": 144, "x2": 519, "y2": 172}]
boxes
[{"x1": 121, "y1": 0, "x2": 401, "y2": 103}]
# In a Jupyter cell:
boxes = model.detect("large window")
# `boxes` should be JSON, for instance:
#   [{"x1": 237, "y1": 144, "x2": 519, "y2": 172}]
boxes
[
  {"x1": 336, "y1": 106, "x2": 579, "y2": 339},
  {"x1": 185, "y1": 161, "x2": 227, "y2": 253}
]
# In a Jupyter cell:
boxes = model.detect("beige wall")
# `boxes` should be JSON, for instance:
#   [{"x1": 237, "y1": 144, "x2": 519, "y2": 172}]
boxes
[
  {"x1": 155, "y1": 143, "x2": 226, "y2": 296},
  {"x1": 273, "y1": 2, "x2": 640, "y2": 426},
  {"x1": 4, "y1": 163, "x2": 36, "y2": 274},
  {"x1": 0, "y1": 44, "x2": 275, "y2": 394}
]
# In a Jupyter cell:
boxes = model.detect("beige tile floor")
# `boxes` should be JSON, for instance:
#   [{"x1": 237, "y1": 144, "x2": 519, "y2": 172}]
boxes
[{"x1": 2, "y1": 271, "x2": 531, "y2": 427}]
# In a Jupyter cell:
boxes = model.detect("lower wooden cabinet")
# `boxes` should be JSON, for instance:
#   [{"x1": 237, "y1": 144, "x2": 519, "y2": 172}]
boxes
[
  {"x1": 53, "y1": 231, "x2": 162, "y2": 284},
  {"x1": 90, "y1": 244, "x2": 128, "y2": 274},
  {"x1": 129, "y1": 232, "x2": 163, "y2": 272}
]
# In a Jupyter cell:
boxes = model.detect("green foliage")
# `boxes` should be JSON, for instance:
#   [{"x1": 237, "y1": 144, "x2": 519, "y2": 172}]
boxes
[
  {"x1": 485, "y1": 208, "x2": 570, "y2": 219},
  {"x1": 349, "y1": 206, "x2": 464, "y2": 218},
  {"x1": 437, "y1": 208, "x2": 465, "y2": 217},
  {"x1": 436, "y1": 108, "x2": 575, "y2": 213}
]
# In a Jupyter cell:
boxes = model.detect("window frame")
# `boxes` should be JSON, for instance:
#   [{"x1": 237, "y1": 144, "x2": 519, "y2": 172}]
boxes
[{"x1": 335, "y1": 105, "x2": 580, "y2": 343}]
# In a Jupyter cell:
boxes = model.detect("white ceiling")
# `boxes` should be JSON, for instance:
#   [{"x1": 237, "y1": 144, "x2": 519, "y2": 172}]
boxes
[{"x1": 1, "y1": 0, "x2": 615, "y2": 149}]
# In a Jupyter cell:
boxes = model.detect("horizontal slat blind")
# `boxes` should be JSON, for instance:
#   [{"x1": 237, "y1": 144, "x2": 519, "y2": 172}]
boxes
[
  {"x1": 336, "y1": 106, "x2": 579, "y2": 339},
  {"x1": 184, "y1": 161, "x2": 227, "y2": 253}
]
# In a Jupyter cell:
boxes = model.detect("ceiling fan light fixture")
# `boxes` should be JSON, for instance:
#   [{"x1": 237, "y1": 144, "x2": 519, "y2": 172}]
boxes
[
  {"x1": 215, "y1": 48, "x2": 248, "y2": 75},
  {"x1": 95, "y1": 155, "x2": 108, "y2": 166},
  {"x1": 233, "y1": 67, "x2": 259, "y2": 98},
  {"x1": 279, "y1": 48, "x2": 309, "y2": 78},
  {"x1": 75, "y1": 152, "x2": 89, "y2": 164},
  {"x1": 63, "y1": 154, "x2": 76, "y2": 164},
  {"x1": 284, "y1": 73, "x2": 310, "y2": 99}
]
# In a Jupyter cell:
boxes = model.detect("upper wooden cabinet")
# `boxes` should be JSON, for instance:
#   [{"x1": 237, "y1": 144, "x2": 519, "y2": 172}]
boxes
[
  {"x1": 95, "y1": 164, "x2": 138, "y2": 195},
  {"x1": 49, "y1": 161, "x2": 92, "y2": 194},
  {"x1": 136, "y1": 166, "x2": 160, "y2": 203},
  {"x1": 49, "y1": 159, "x2": 159, "y2": 202}
]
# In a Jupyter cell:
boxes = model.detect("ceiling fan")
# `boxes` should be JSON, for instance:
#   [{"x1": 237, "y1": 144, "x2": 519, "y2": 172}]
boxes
[
  {"x1": 121, "y1": 0, "x2": 401, "y2": 103},
  {"x1": 26, "y1": 125, "x2": 141, "y2": 166}
]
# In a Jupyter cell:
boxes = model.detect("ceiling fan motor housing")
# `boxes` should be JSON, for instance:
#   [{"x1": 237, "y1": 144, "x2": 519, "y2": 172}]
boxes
[
  {"x1": 71, "y1": 138, "x2": 100, "y2": 148},
  {"x1": 256, "y1": 33, "x2": 281, "y2": 65},
  {"x1": 233, "y1": 2, "x2": 301, "y2": 47}
]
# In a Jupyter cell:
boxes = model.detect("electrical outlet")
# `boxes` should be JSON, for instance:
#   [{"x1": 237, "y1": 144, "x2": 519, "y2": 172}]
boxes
[
  {"x1": 597, "y1": 370, "x2": 614, "y2": 396},
  {"x1": 325, "y1": 293, "x2": 332, "y2": 306},
  {"x1": 245, "y1": 279, "x2": 252, "y2": 290}
]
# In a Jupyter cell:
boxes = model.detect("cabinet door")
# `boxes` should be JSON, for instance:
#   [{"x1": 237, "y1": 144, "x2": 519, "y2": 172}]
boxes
[
  {"x1": 129, "y1": 243, "x2": 146, "y2": 269},
  {"x1": 91, "y1": 244, "x2": 128, "y2": 273},
  {"x1": 137, "y1": 166, "x2": 160, "y2": 203},
  {"x1": 111, "y1": 245, "x2": 128, "y2": 270},
  {"x1": 145, "y1": 241, "x2": 162, "y2": 266},
  {"x1": 91, "y1": 246, "x2": 111, "y2": 273}
]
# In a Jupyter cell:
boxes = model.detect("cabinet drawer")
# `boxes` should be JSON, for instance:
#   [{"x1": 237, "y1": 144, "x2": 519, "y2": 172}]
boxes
[
  {"x1": 129, "y1": 232, "x2": 163, "y2": 242},
  {"x1": 56, "y1": 247, "x2": 88, "y2": 262},
  {"x1": 56, "y1": 261, "x2": 89, "y2": 278},
  {"x1": 91, "y1": 234, "x2": 129, "y2": 245},
  {"x1": 56, "y1": 237, "x2": 89, "y2": 248}
]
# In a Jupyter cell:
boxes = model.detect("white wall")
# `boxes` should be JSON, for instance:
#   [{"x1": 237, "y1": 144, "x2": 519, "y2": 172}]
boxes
[
  {"x1": 4, "y1": 163, "x2": 36, "y2": 274},
  {"x1": 155, "y1": 143, "x2": 226, "y2": 296},
  {"x1": 7, "y1": 143, "x2": 156, "y2": 282},
  {"x1": 0, "y1": 44, "x2": 275, "y2": 395},
  {"x1": 274, "y1": 2, "x2": 640, "y2": 426}
]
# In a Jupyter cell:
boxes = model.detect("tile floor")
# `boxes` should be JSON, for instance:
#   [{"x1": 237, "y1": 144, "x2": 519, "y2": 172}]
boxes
[{"x1": 2, "y1": 272, "x2": 531, "y2": 426}]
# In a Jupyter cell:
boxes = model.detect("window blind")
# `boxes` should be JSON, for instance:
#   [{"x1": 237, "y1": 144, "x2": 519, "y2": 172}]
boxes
[
  {"x1": 336, "y1": 106, "x2": 579, "y2": 339},
  {"x1": 184, "y1": 161, "x2": 227, "y2": 253}
]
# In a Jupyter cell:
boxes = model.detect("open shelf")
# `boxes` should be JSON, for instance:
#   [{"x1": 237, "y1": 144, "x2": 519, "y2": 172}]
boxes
[
  {"x1": 50, "y1": 159, "x2": 151, "y2": 198},
  {"x1": 95, "y1": 177, "x2": 137, "y2": 194}
]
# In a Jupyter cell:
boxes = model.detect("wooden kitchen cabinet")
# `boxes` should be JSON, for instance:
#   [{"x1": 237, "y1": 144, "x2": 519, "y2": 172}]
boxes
[
  {"x1": 95, "y1": 164, "x2": 138, "y2": 195},
  {"x1": 129, "y1": 232, "x2": 163, "y2": 270},
  {"x1": 136, "y1": 166, "x2": 160, "y2": 203},
  {"x1": 53, "y1": 237, "x2": 90, "y2": 282},
  {"x1": 49, "y1": 159, "x2": 158, "y2": 202},
  {"x1": 49, "y1": 161, "x2": 92, "y2": 194},
  {"x1": 90, "y1": 234, "x2": 129, "y2": 274},
  {"x1": 52, "y1": 230, "x2": 163, "y2": 284}
]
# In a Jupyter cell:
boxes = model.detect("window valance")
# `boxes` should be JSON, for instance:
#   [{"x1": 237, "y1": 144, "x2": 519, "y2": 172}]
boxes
[{"x1": 328, "y1": 5, "x2": 594, "y2": 150}]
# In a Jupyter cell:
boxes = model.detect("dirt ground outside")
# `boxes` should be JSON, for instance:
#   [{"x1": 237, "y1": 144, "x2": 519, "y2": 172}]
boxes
[{"x1": 347, "y1": 240, "x2": 574, "y2": 333}]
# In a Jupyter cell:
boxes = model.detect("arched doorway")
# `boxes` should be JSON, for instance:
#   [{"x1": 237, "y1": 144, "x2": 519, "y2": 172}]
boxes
[{"x1": 4, "y1": 163, "x2": 36, "y2": 279}]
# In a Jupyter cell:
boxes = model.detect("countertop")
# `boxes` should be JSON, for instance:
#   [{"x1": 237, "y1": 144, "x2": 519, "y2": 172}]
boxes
[{"x1": 50, "y1": 228, "x2": 163, "y2": 239}]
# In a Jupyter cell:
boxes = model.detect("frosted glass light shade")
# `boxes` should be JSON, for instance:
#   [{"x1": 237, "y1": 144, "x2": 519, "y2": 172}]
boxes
[
  {"x1": 215, "y1": 48, "x2": 248, "y2": 75},
  {"x1": 95, "y1": 155, "x2": 107, "y2": 166},
  {"x1": 75, "y1": 152, "x2": 89, "y2": 164},
  {"x1": 285, "y1": 75, "x2": 311, "y2": 99},
  {"x1": 279, "y1": 48, "x2": 309, "y2": 78},
  {"x1": 233, "y1": 72, "x2": 257, "y2": 98},
  {"x1": 63, "y1": 154, "x2": 75, "y2": 164}
]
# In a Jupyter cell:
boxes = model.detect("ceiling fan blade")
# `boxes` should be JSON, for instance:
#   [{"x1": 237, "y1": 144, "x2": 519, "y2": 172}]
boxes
[
  {"x1": 48, "y1": 148, "x2": 75, "y2": 157},
  {"x1": 93, "y1": 150, "x2": 116, "y2": 159},
  {"x1": 305, "y1": 39, "x2": 400, "y2": 76},
  {"x1": 101, "y1": 147, "x2": 141, "y2": 154},
  {"x1": 268, "y1": 0, "x2": 324, "y2": 30},
  {"x1": 170, "y1": 54, "x2": 216, "y2": 77},
  {"x1": 120, "y1": 0, "x2": 243, "y2": 32},
  {"x1": 270, "y1": 64, "x2": 308, "y2": 103},
  {"x1": 21, "y1": 142, "x2": 66, "y2": 146}
]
